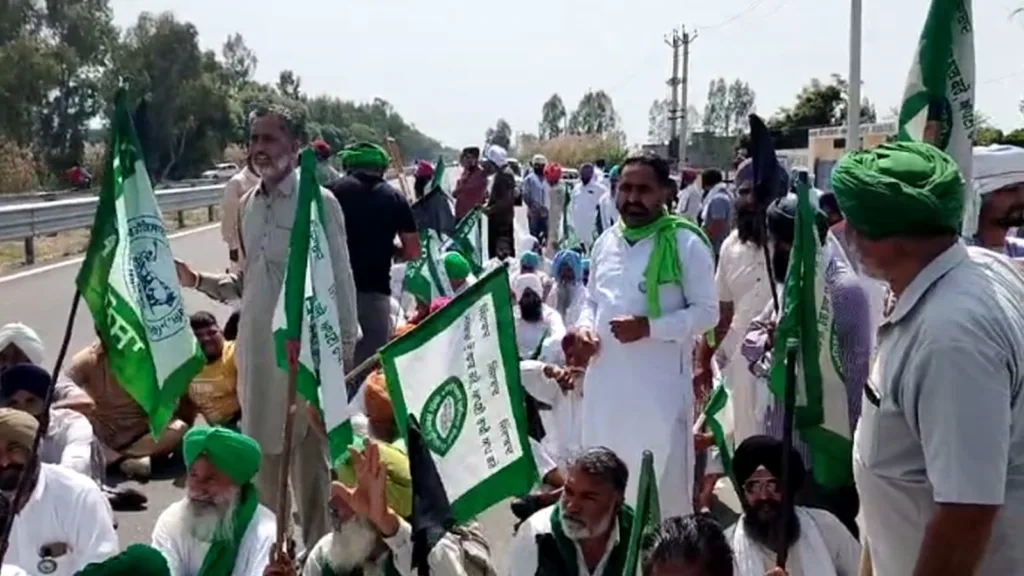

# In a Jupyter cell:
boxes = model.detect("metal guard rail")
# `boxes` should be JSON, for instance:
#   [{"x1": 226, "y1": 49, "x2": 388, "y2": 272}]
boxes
[{"x1": 0, "y1": 184, "x2": 226, "y2": 264}]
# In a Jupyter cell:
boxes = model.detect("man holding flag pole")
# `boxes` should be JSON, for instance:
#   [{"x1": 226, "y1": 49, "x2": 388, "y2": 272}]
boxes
[{"x1": 177, "y1": 103, "x2": 361, "y2": 554}]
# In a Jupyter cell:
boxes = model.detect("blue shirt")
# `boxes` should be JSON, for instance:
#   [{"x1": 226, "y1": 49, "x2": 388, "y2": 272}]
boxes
[{"x1": 522, "y1": 172, "x2": 547, "y2": 210}]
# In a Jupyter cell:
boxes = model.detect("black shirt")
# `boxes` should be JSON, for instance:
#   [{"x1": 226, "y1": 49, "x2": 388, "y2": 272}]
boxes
[{"x1": 327, "y1": 174, "x2": 417, "y2": 295}]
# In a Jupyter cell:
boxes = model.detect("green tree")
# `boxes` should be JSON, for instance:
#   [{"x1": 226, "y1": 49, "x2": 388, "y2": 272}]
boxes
[
  {"x1": 277, "y1": 69, "x2": 302, "y2": 100},
  {"x1": 568, "y1": 90, "x2": 617, "y2": 136},
  {"x1": 109, "y1": 11, "x2": 238, "y2": 180},
  {"x1": 221, "y1": 32, "x2": 257, "y2": 91},
  {"x1": 725, "y1": 80, "x2": 756, "y2": 137},
  {"x1": 540, "y1": 94, "x2": 566, "y2": 139},
  {"x1": 647, "y1": 98, "x2": 671, "y2": 144},
  {"x1": 486, "y1": 118, "x2": 512, "y2": 149},
  {"x1": 702, "y1": 79, "x2": 728, "y2": 134}
]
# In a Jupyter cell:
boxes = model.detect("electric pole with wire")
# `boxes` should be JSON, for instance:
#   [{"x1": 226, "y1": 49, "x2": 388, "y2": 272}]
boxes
[{"x1": 665, "y1": 26, "x2": 696, "y2": 168}]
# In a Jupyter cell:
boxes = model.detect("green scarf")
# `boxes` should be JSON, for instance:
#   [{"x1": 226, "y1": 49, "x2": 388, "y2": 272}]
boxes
[
  {"x1": 619, "y1": 210, "x2": 712, "y2": 318},
  {"x1": 548, "y1": 505, "x2": 634, "y2": 576},
  {"x1": 197, "y1": 484, "x2": 260, "y2": 576}
]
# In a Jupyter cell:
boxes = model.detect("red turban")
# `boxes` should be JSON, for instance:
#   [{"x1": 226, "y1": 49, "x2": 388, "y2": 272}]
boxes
[
  {"x1": 543, "y1": 163, "x2": 562, "y2": 184},
  {"x1": 415, "y1": 160, "x2": 435, "y2": 179}
]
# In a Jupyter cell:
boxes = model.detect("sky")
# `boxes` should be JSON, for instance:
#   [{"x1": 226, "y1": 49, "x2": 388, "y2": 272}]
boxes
[{"x1": 109, "y1": 0, "x2": 1024, "y2": 148}]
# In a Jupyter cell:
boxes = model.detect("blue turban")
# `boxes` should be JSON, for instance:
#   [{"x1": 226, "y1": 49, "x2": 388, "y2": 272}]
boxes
[
  {"x1": 519, "y1": 251, "x2": 540, "y2": 271},
  {"x1": 551, "y1": 250, "x2": 583, "y2": 284},
  {"x1": 582, "y1": 258, "x2": 591, "y2": 271}
]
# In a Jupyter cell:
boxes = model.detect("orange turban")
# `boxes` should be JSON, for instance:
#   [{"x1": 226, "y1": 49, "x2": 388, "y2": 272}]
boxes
[{"x1": 364, "y1": 370, "x2": 393, "y2": 424}]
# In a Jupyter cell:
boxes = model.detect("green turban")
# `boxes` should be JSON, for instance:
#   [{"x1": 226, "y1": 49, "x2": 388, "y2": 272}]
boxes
[
  {"x1": 609, "y1": 164, "x2": 621, "y2": 180},
  {"x1": 830, "y1": 141, "x2": 964, "y2": 239},
  {"x1": 183, "y1": 426, "x2": 261, "y2": 486},
  {"x1": 340, "y1": 142, "x2": 390, "y2": 172},
  {"x1": 443, "y1": 251, "x2": 472, "y2": 281},
  {"x1": 77, "y1": 544, "x2": 170, "y2": 575}
]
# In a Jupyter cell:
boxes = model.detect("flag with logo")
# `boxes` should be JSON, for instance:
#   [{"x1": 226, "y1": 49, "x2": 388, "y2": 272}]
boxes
[
  {"x1": 622, "y1": 451, "x2": 661, "y2": 576},
  {"x1": 75, "y1": 88, "x2": 205, "y2": 436},
  {"x1": 445, "y1": 207, "x2": 490, "y2": 273},
  {"x1": 897, "y1": 0, "x2": 976, "y2": 234},
  {"x1": 271, "y1": 148, "x2": 355, "y2": 465},
  {"x1": 380, "y1": 266, "x2": 538, "y2": 523},
  {"x1": 404, "y1": 229, "x2": 454, "y2": 305},
  {"x1": 768, "y1": 182, "x2": 852, "y2": 489}
]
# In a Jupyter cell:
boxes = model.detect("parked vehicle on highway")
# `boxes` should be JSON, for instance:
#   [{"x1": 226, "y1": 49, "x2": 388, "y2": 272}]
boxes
[
  {"x1": 201, "y1": 162, "x2": 240, "y2": 180},
  {"x1": 561, "y1": 168, "x2": 580, "y2": 185}
]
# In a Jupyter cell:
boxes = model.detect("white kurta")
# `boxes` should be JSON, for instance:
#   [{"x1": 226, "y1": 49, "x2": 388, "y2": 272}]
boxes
[
  {"x1": 714, "y1": 231, "x2": 772, "y2": 444},
  {"x1": 569, "y1": 181, "x2": 607, "y2": 250},
  {"x1": 152, "y1": 500, "x2": 277, "y2": 576},
  {"x1": 7, "y1": 464, "x2": 118, "y2": 576},
  {"x1": 578, "y1": 226, "x2": 718, "y2": 517},
  {"x1": 546, "y1": 284, "x2": 589, "y2": 328}
]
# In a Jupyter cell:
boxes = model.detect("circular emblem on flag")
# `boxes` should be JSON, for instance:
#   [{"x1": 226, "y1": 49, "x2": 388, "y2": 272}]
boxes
[
  {"x1": 125, "y1": 214, "x2": 188, "y2": 342},
  {"x1": 37, "y1": 558, "x2": 57, "y2": 574},
  {"x1": 420, "y1": 376, "x2": 468, "y2": 457}
]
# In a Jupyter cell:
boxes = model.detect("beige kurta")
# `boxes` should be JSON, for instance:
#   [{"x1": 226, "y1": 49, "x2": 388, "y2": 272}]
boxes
[{"x1": 196, "y1": 171, "x2": 360, "y2": 454}]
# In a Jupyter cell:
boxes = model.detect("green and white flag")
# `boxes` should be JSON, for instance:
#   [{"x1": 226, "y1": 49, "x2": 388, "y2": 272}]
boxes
[
  {"x1": 381, "y1": 266, "x2": 538, "y2": 523},
  {"x1": 76, "y1": 88, "x2": 204, "y2": 436},
  {"x1": 558, "y1": 184, "x2": 581, "y2": 251},
  {"x1": 897, "y1": 0, "x2": 976, "y2": 234},
  {"x1": 699, "y1": 374, "x2": 735, "y2": 475},
  {"x1": 623, "y1": 451, "x2": 661, "y2": 576},
  {"x1": 768, "y1": 182, "x2": 852, "y2": 489},
  {"x1": 446, "y1": 207, "x2": 489, "y2": 273},
  {"x1": 272, "y1": 148, "x2": 355, "y2": 465},
  {"x1": 428, "y1": 155, "x2": 448, "y2": 193},
  {"x1": 404, "y1": 229, "x2": 454, "y2": 305}
]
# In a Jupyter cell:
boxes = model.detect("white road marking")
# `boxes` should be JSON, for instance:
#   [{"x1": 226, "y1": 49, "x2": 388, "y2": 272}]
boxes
[{"x1": 0, "y1": 223, "x2": 221, "y2": 285}]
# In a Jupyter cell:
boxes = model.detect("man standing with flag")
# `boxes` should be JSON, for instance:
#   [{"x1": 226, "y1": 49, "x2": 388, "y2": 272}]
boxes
[
  {"x1": 832, "y1": 142, "x2": 1024, "y2": 576},
  {"x1": 565, "y1": 156, "x2": 718, "y2": 519},
  {"x1": 176, "y1": 103, "x2": 360, "y2": 548}
]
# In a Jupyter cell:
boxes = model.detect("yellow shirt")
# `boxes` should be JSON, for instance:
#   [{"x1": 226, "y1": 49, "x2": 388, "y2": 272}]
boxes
[{"x1": 188, "y1": 341, "x2": 240, "y2": 426}]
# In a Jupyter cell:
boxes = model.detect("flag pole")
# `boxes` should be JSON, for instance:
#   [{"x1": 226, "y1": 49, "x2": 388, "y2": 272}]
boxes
[
  {"x1": 775, "y1": 341, "x2": 799, "y2": 568},
  {"x1": 0, "y1": 291, "x2": 81, "y2": 563},
  {"x1": 273, "y1": 343, "x2": 300, "y2": 562},
  {"x1": 384, "y1": 137, "x2": 412, "y2": 201}
]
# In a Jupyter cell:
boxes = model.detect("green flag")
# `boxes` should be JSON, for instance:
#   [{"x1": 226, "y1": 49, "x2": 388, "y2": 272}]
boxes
[
  {"x1": 897, "y1": 0, "x2": 975, "y2": 234},
  {"x1": 699, "y1": 374, "x2": 735, "y2": 476},
  {"x1": 768, "y1": 183, "x2": 852, "y2": 489},
  {"x1": 75, "y1": 88, "x2": 205, "y2": 436},
  {"x1": 558, "y1": 183, "x2": 581, "y2": 251},
  {"x1": 271, "y1": 148, "x2": 355, "y2": 466},
  {"x1": 380, "y1": 266, "x2": 538, "y2": 523},
  {"x1": 429, "y1": 156, "x2": 446, "y2": 193},
  {"x1": 622, "y1": 451, "x2": 660, "y2": 576},
  {"x1": 403, "y1": 229, "x2": 454, "y2": 305},
  {"x1": 445, "y1": 207, "x2": 489, "y2": 272}
]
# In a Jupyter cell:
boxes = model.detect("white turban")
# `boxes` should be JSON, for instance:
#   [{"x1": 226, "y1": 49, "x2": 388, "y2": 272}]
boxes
[
  {"x1": 531, "y1": 154, "x2": 547, "y2": 165},
  {"x1": 0, "y1": 323, "x2": 45, "y2": 365},
  {"x1": 965, "y1": 145, "x2": 1024, "y2": 236},
  {"x1": 483, "y1": 145, "x2": 508, "y2": 168},
  {"x1": 512, "y1": 273, "x2": 544, "y2": 301}
]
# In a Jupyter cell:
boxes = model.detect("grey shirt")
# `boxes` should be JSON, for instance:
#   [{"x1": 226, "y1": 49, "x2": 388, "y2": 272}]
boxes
[
  {"x1": 701, "y1": 185, "x2": 733, "y2": 256},
  {"x1": 196, "y1": 171, "x2": 360, "y2": 454},
  {"x1": 854, "y1": 243, "x2": 1024, "y2": 576}
]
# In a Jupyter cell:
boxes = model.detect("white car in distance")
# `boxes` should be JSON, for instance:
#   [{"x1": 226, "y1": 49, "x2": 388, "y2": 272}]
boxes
[{"x1": 201, "y1": 163, "x2": 240, "y2": 180}]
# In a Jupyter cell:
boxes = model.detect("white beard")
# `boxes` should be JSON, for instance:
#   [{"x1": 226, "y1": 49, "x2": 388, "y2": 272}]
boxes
[
  {"x1": 327, "y1": 517, "x2": 381, "y2": 573},
  {"x1": 182, "y1": 488, "x2": 240, "y2": 544},
  {"x1": 555, "y1": 283, "x2": 574, "y2": 316},
  {"x1": 559, "y1": 505, "x2": 614, "y2": 541}
]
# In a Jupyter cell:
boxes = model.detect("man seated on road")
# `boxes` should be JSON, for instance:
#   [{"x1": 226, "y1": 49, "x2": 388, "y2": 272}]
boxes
[
  {"x1": 66, "y1": 339, "x2": 190, "y2": 480},
  {"x1": 726, "y1": 436, "x2": 859, "y2": 576},
  {"x1": 0, "y1": 322, "x2": 95, "y2": 413},
  {"x1": 509, "y1": 446, "x2": 635, "y2": 576},
  {"x1": 187, "y1": 312, "x2": 242, "y2": 429},
  {"x1": 642, "y1": 514, "x2": 734, "y2": 576},
  {"x1": 151, "y1": 426, "x2": 276, "y2": 575},
  {"x1": 304, "y1": 439, "x2": 494, "y2": 576},
  {"x1": 1, "y1": 364, "x2": 99, "y2": 481},
  {"x1": 512, "y1": 273, "x2": 566, "y2": 361},
  {"x1": 0, "y1": 408, "x2": 119, "y2": 573},
  {"x1": 76, "y1": 544, "x2": 170, "y2": 575}
]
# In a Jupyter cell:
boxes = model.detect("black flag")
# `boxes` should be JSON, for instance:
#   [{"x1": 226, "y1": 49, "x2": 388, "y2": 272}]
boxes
[
  {"x1": 747, "y1": 114, "x2": 788, "y2": 207},
  {"x1": 407, "y1": 415, "x2": 455, "y2": 576}
]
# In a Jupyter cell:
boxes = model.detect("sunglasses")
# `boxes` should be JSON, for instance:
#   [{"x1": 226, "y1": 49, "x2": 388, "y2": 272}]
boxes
[{"x1": 742, "y1": 478, "x2": 779, "y2": 495}]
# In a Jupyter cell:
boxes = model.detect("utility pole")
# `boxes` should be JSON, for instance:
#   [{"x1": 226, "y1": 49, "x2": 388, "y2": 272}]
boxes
[
  {"x1": 665, "y1": 26, "x2": 696, "y2": 168},
  {"x1": 846, "y1": 0, "x2": 863, "y2": 151}
]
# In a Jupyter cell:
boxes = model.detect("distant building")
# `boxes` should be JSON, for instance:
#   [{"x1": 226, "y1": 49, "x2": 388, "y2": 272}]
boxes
[{"x1": 777, "y1": 121, "x2": 897, "y2": 190}]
